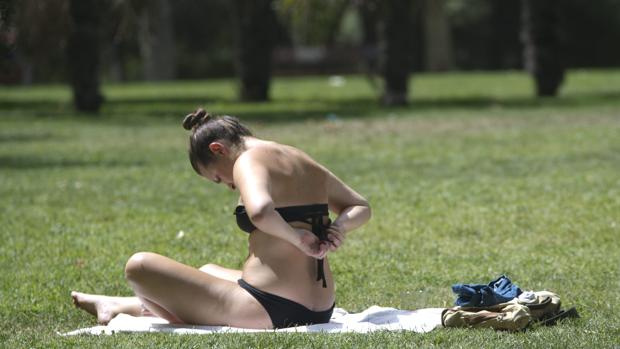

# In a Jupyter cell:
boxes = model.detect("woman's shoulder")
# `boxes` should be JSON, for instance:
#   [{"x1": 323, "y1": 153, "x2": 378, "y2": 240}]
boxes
[
  {"x1": 240, "y1": 140, "x2": 316, "y2": 164},
  {"x1": 236, "y1": 141, "x2": 326, "y2": 181}
]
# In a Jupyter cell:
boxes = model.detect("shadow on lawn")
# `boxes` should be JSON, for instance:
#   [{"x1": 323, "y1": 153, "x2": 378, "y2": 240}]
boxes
[
  {"x1": 1, "y1": 90, "x2": 619, "y2": 122},
  {"x1": 0, "y1": 132, "x2": 58, "y2": 143},
  {"x1": 0, "y1": 155, "x2": 146, "y2": 170}
]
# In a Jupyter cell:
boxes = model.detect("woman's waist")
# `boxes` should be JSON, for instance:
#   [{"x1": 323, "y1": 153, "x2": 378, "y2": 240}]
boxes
[
  {"x1": 241, "y1": 262, "x2": 335, "y2": 311},
  {"x1": 244, "y1": 234, "x2": 328, "y2": 277},
  {"x1": 246, "y1": 221, "x2": 323, "y2": 255},
  {"x1": 242, "y1": 234, "x2": 334, "y2": 309}
]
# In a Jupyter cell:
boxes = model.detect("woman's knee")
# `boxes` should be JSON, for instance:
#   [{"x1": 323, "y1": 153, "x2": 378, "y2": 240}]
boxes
[
  {"x1": 198, "y1": 263, "x2": 217, "y2": 273},
  {"x1": 198, "y1": 263, "x2": 242, "y2": 282},
  {"x1": 125, "y1": 252, "x2": 158, "y2": 280}
]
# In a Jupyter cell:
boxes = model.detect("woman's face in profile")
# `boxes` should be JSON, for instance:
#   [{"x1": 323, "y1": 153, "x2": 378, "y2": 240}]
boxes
[{"x1": 199, "y1": 159, "x2": 236, "y2": 191}]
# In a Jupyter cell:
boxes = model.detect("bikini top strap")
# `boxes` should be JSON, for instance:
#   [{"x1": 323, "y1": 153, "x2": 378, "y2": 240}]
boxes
[{"x1": 310, "y1": 213, "x2": 328, "y2": 288}]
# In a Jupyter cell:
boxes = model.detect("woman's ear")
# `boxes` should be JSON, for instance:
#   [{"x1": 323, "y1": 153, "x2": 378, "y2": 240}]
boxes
[{"x1": 208, "y1": 142, "x2": 228, "y2": 155}]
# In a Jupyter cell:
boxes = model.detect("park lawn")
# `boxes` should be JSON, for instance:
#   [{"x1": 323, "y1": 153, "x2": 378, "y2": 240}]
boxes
[{"x1": 0, "y1": 70, "x2": 619, "y2": 348}]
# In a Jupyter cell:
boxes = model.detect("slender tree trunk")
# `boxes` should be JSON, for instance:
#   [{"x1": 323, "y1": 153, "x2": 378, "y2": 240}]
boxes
[
  {"x1": 231, "y1": 0, "x2": 276, "y2": 102},
  {"x1": 137, "y1": 0, "x2": 176, "y2": 81},
  {"x1": 0, "y1": 0, "x2": 14, "y2": 30},
  {"x1": 358, "y1": 0, "x2": 380, "y2": 74},
  {"x1": 521, "y1": 0, "x2": 564, "y2": 97},
  {"x1": 0, "y1": 0, "x2": 16, "y2": 83},
  {"x1": 423, "y1": 0, "x2": 453, "y2": 72},
  {"x1": 357, "y1": 0, "x2": 382, "y2": 92},
  {"x1": 323, "y1": 2, "x2": 352, "y2": 47},
  {"x1": 66, "y1": 0, "x2": 103, "y2": 112},
  {"x1": 381, "y1": 0, "x2": 413, "y2": 106},
  {"x1": 105, "y1": 42, "x2": 127, "y2": 82}
]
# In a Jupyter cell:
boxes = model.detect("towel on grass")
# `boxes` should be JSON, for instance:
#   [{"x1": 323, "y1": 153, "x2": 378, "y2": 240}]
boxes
[{"x1": 62, "y1": 306, "x2": 445, "y2": 335}]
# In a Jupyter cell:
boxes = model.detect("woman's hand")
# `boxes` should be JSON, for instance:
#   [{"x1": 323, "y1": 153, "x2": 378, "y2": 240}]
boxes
[
  {"x1": 326, "y1": 223, "x2": 346, "y2": 252},
  {"x1": 293, "y1": 228, "x2": 329, "y2": 259}
]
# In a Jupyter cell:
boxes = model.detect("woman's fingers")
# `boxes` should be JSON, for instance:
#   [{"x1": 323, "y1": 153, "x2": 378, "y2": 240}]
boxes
[
  {"x1": 318, "y1": 242, "x2": 329, "y2": 258},
  {"x1": 326, "y1": 228, "x2": 344, "y2": 244},
  {"x1": 327, "y1": 236, "x2": 340, "y2": 250},
  {"x1": 328, "y1": 232, "x2": 343, "y2": 245},
  {"x1": 324, "y1": 232, "x2": 342, "y2": 252},
  {"x1": 296, "y1": 227, "x2": 346, "y2": 256},
  {"x1": 327, "y1": 225, "x2": 343, "y2": 234},
  {"x1": 296, "y1": 229, "x2": 322, "y2": 258},
  {"x1": 327, "y1": 226, "x2": 345, "y2": 238}
]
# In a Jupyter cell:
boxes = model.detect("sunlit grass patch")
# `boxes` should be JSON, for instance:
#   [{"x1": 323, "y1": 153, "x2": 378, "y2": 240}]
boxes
[{"x1": 1, "y1": 69, "x2": 619, "y2": 347}]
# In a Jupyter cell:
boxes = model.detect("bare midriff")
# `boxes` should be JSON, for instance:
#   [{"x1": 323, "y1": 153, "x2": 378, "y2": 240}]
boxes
[{"x1": 240, "y1": 219, "x2": 335, "y2": 312}]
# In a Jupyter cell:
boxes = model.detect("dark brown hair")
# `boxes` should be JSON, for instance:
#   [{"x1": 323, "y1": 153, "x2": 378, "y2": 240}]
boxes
[{"x1": 182, "y1": 108, "x2": 253, "y2": 174}]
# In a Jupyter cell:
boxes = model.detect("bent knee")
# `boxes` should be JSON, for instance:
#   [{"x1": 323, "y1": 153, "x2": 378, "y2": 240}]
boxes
[
  {"x1": 198, "y1": 263, "x2": 217, "y2": 273},
  {"x1": 125, "y1": 252, "x2": 157, "y2": 280}
]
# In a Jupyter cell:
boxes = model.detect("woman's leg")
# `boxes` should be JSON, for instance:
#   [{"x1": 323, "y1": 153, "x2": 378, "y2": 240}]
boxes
[
  {"x1": 199, "y1": 263, "x2": 242, "y2": 282},
  {"x1": 124, "y1": 252, "x2": 271, "y2": 328},
  {"x1": 72, "y1": 261, "x2": 252, "y2": 325},
  {"x1": 70, "y1": 292, "x2": 145, "y2": 324}
]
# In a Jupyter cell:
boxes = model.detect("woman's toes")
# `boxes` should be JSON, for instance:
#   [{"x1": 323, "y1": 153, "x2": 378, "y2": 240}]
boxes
[
  {"x1": 70, "y1": 291, "x2": 99, "y2": 317},
  {"x1": 71, "y1": 291, "x2": 80, "y2": 307}
]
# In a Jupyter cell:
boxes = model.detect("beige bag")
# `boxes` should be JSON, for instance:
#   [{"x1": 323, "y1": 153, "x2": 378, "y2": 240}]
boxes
[
  {"x1": 442, "y1": 291, "x2": 562, "y2": 331},
  {"x1": 518, "y1": 291, "x2": 561, "y2": 320}
]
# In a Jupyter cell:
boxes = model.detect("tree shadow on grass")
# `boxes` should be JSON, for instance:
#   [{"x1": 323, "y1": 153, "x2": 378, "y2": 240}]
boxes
[
  {"x1": 1, "y1": 91, "x2": 619, "y2": 123},
  {"x1": 0, "y1": 132, "x2": 59, "y2": 143},
  {"x1": 0, "y1": 155, "x2": 146, "y2": 170},
  {"x1": 225, "y1": 91, "x2": 620, "y2": 121},
  {"x1": 380, "y1": 146, "x2": 620, "y2": 182}
]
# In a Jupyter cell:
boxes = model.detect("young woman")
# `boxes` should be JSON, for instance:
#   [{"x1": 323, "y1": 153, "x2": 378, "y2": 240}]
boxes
[{"x1": 71, "y1": 109, "x2": 371, "y2": 329}]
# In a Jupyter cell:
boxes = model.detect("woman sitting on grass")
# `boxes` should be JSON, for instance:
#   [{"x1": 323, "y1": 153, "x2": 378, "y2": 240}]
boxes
[{"x1": 71, "y1": 108, "x2": 371, "y2": 329}]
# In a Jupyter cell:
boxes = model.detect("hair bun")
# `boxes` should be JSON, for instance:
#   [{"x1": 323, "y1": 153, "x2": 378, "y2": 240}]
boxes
[{"x1": 182, "y1": 108, "x2": 211, "y2": 130}]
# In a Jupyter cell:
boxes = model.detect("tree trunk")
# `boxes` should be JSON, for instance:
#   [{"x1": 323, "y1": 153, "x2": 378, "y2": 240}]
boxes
[
  {"x1": 358, "y1": 0, "x2": 381, "y2": 73},
  {"x1": 381, "y1": 0, "x2": 413, "y2": 106},
  {"x1": 66, "y1": 0, "x2": 103, "y2": 112},
  {"x1": 0, "y1": 0, "x2": 14, "y2": 30},
  {"x1": 423, "y1": 0, "x2": 453, "y2": 72},
  {"x1": 521, "y1": 0, "x2": 564, "y2": 97},
  {"x1": 323, "y1": 2, "x2": 352, "y2": 47},
  {"x1": 231, "y1": 0, "x2": 276, "y2": 102},
  {"x1": 0, "y1": 0, "x2": 16, "y2": 83},
  {"x1": 137, "y1": 0, "x2": 176, "y2": 81}
]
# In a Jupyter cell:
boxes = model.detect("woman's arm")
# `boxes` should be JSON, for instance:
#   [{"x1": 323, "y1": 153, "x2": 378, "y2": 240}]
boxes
[
  {"x1": 324, "y1": 169, "x2": 371, "y2": 250},
  {"x1": 233, "y1": 152, "x2": 329, "y2": 258}
]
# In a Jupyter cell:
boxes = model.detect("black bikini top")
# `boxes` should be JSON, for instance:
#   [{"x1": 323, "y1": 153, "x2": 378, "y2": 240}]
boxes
[{"x1": 234, "y1": 203, "x2": 330, "y2": 288}]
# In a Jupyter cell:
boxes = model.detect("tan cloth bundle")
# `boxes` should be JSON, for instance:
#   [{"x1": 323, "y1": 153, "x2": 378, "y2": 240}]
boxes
[{"x1": 442, "y1": 291, "x2": 562, "y2": 331}]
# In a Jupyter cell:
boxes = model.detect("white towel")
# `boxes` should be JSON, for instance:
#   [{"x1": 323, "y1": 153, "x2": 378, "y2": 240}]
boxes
[{"x1": 62, "y1": 306, "x2": 445, "y2": 335}]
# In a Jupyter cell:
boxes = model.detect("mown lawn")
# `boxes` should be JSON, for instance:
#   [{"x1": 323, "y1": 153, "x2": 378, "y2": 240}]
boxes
[{"x1": 1, "y1": 70, "x2": 619, "y2": 348}]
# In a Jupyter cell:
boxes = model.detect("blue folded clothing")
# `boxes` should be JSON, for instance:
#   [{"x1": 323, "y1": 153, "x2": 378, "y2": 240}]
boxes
[{"x1": 451, "y1": 275, "x2": 522, "y2": 307}]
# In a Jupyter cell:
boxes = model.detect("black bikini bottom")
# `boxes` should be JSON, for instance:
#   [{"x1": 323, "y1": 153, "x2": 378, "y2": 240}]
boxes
[{"x1": 238, "y1": 279, "x2": 335, "y2": 329}]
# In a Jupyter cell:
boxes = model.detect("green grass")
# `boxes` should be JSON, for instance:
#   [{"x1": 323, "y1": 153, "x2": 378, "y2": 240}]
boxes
[{"x1": 1, "y1": 69, "x2": 619, "y2": 348}]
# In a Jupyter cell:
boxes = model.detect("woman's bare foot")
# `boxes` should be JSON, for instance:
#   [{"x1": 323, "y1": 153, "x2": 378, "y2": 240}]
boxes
[{"x1": 71, "y1": 291, "x2": 142, "y2": 325}]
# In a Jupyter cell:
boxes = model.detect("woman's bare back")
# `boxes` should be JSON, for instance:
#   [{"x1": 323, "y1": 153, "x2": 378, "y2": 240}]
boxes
[{"x1": 237, "y1": 140, "x2": 335, "y2": 310}]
